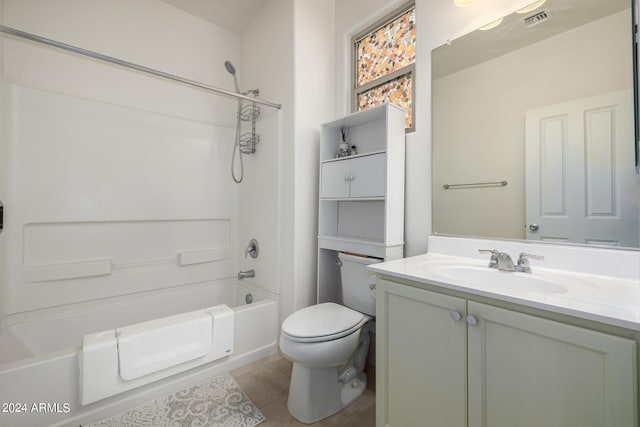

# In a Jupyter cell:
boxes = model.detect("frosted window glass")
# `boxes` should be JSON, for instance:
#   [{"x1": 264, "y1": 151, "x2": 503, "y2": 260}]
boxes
[
  {"x1": 357, "y1": 73, "x2": 413, "y2": 129},
  {"x1": 356, "y1": 8, "x2": 416, "y2": 87}
]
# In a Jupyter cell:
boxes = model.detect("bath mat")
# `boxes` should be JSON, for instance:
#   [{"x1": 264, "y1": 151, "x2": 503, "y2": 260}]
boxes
[{"x1": 84, "y1": 372, "x2": 265, "y2": 427}]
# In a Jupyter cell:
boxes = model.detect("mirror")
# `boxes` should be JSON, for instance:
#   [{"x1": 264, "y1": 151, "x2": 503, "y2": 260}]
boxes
[{"x1": 432, "y1": 0, "x2": 640, "y2": 249}]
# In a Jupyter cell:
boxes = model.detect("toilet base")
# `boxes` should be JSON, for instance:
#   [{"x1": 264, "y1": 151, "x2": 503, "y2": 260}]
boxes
[
  {"x1": 287, "y1": 364, "x2": 368, "y2": 424},
  {"x1": 339, "y1": 367, "x2": 367, "y2": 408}
]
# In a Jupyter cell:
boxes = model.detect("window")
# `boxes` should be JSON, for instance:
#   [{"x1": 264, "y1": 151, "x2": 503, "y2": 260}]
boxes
[{"x1": 353, "y1": 3, "x2": 416, "y2": 131}]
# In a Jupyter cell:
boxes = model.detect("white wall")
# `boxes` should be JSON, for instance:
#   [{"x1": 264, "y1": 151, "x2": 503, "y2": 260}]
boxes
[
  {"x1": 241, "y1": 0, "x2": 294, "y2": 323},
  {"x1": 0, "y1": 0, "x2": 247, "y2": 316},
  {"x1": 0, "y1": 0, "x2": 8, "y2": 318},
  {"x1": 334, "y1": 0, "x2": 538, "y2": 256},
  {"x1": 292, "y1": 0, "x2": 335, "y2": 310},
  {"x1": 3, "y1": 0, "x2": 241, "y2": 126},
  {"x1": 240, "y1": 0, "x2": 293, "y2": 305},
  {"x1": 432, "y1": 10, "x2": 632, "y2": 239},
  {"x1": 241, "y1": 0, "x2": 335, "y2": 322}
]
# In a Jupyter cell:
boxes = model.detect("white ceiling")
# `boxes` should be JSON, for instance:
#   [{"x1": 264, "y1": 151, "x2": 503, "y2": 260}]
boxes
[{"x1": 160, "y1": 0, "x2": 270, "y2": 34}]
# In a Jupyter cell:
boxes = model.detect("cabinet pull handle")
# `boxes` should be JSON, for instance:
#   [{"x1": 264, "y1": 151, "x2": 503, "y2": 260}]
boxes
[
  {"x1": 450, "y1": 310, "x2": 462, "y2": 321},
  {"x1": 466, "y1": 315, "x2": 478, "y2": 326}
]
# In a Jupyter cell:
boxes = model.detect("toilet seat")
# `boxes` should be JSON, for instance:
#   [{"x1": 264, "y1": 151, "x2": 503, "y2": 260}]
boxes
[{"x1": 281, "y1": 302, "x2": 367, "y2": 343}]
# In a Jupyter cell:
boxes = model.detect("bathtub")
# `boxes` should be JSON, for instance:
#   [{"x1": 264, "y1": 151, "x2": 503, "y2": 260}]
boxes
[{"x1": 0, "y1": 279, "x2": 279, "y2": 427}]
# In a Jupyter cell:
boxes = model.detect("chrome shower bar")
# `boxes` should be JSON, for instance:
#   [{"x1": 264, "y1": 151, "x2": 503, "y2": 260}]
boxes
[{"x1": 0, "y1": 24, "x2": 282, "y2": 110}]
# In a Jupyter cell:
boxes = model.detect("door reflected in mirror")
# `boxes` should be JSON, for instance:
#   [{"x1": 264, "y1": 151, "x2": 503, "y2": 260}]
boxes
[{"x1": 431, "y1": 0, "x2": 640, "y2": 249}]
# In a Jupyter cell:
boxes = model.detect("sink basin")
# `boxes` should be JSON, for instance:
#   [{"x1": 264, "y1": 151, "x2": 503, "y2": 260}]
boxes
[{"x1": 434, "y1": 265, "x2": 567, "y2": 294}]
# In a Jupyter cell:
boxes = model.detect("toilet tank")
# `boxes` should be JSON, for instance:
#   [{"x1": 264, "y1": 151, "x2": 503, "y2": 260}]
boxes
[{"x1": 338, "y1": 252, "x2": 382, "y2": 316}]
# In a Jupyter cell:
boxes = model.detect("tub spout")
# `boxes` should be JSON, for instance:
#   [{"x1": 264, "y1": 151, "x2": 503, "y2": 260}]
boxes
[{"x1": 238, "y1": 269, "x2": 255, "y2": 280}]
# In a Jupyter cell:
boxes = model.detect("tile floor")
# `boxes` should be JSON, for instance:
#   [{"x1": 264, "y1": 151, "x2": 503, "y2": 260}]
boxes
[{"x1": 231, "y1": 353, "x2": 376, "y2": 427}]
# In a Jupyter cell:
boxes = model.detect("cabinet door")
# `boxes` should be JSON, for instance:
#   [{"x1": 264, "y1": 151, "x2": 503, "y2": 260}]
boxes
[
  {"x1": 467, "y1": 302, "x2": 638, "y2": 427},
  {"x1": 349, "y1": 153, "x2": 386, "y2": 198},
  {"x1": 377, "y1": 279, "x2": 467, "y2": 427},
  {"x1": 320, "y1": 160, "x2": 350, "y2": 198}
]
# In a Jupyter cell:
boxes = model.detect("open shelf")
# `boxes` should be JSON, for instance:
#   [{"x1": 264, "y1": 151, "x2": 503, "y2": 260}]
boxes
[
  {"x1": 321, "y1": 149, "x2": 387, "y2": 164},
  {"x1": 318, "y1": 235, "x2": 392, "y2": 259}
]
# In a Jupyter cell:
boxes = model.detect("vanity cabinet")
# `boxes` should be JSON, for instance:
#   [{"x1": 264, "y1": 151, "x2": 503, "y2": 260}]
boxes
[
  {"x1": 376, "y1": 278, "x2": 638, "y2": 427},
  {"x1": 317, "y1": 104, "x2": 405, "y2": 304}
]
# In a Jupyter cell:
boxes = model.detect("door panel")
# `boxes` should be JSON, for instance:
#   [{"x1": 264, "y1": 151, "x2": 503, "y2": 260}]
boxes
[{"x1": 525, "y1": 90, "x2": 639, "y2": 246}]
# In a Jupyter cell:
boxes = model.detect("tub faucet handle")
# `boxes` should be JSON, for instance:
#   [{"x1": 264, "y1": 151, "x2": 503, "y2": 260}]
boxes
[
  {"x1": 244, "y1": 239, "x2": 259, "y2": 259},
  {"x1": 238, "y1": 269, "x2": 255, "y2": 280}
]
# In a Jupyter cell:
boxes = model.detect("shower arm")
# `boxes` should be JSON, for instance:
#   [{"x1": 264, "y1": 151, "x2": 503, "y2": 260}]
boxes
[{"x1": 0, "y1": 24, "x2": 282, "y2": 110}]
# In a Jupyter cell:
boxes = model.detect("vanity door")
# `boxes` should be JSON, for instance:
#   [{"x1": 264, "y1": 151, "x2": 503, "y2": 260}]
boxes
[
  {"x1": 376, "y1": 279, "x2": 467, "y2": 427},
  {"x1": 466, "y1": 302, "x2": 637, "y2": 427}
]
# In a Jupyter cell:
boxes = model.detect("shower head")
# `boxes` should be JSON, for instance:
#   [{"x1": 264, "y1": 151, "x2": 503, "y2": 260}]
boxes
[
  {"x1": 224, "y1": 60, "x2": 240, "y2": 93},
  {"x1": 224, "y1": 60, "x2": 236, "y2": 75}
]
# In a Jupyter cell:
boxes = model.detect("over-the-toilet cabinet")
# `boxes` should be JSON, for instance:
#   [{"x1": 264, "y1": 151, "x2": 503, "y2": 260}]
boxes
[
  {"x1": 317, "y1": 104, "x2": 405, "y2": 304},
  {"x1": 376, "y1": 278, "x2": 638, "y2": 427}
]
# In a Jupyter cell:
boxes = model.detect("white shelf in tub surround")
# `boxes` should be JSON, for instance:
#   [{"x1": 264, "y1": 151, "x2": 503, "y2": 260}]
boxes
[{"x1": 368, "y1": 236, "x2": 640, "y2": 331}]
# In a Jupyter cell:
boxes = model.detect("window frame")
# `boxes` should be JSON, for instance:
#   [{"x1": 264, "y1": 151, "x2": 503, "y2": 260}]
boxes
[{"x1": 351, "y1": 1, "x2": 416, "y2": 133}]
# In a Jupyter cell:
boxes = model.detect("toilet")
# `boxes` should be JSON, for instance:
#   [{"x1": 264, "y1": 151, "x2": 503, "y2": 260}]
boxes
[{"x1": 279, "y1": 252, "x2": 380, "y2": 424}]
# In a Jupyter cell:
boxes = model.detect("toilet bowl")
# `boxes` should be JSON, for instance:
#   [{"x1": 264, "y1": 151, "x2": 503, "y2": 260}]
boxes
[{"x1": 279, "y1": 252, "x2": 380, "y2": 424}]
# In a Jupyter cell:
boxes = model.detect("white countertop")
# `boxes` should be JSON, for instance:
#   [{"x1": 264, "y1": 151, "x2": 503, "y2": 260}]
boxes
[{"x1": 368, "y1": 252, "x2": 640, "y2": 332}]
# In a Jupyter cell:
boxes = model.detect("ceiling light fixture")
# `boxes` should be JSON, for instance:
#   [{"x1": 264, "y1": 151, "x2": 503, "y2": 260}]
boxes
[
  {"x1": 454, "y1": 0, "x2": 480, "y2": 7},
  {"x1": 516, "y1": 0, "x2": 546, "y2": 14},
  {"x1": 478, "y1": 18, "x2": 504, "y2": 31}
]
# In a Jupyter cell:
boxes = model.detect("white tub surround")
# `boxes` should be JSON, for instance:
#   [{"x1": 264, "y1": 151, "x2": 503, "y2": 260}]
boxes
[{"x1": 369, "y1": 235, "x2": 640, "y2": 331}]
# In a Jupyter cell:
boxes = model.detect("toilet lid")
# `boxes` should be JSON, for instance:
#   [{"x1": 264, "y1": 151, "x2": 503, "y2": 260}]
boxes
[{"x1": 282, "y1": 302, "x2": 364, "y2": 340}]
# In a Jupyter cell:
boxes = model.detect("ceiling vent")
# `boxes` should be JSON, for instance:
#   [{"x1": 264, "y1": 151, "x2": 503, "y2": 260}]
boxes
[{"x1": 523, "y1": 10, "x2": 550, "y2": 28}]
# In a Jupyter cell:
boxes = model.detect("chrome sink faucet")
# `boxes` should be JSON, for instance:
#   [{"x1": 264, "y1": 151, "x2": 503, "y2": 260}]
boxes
[
  {"x1": 479, "y1": 250, "x2": 544, "y2": 273},
  {"x1": 515, "y1": 253, "x2": 545, "y2": 273},
  {"x1": 479, "y1": 249, "x2": 516, "y2": 271}
]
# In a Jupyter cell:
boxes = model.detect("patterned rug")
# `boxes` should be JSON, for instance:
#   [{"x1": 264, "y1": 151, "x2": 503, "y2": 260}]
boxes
[{"x1": 85, "y1": 372, "x2": 265, "y2": 427}]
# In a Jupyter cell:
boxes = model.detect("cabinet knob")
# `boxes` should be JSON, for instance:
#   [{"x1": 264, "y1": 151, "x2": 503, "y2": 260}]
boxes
[
  {"x1": 450, "y1": 310, "x2": 462, "y2": 321},
  {"x1": 344, "y1": 175, "x2": 350, "y2": 182},
  {"x1": 350, "y1": 175, "x2": 355, "y2": 181},
  {"x1": 466, "y1": 315, "x2": 478, "y2": 326}
]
